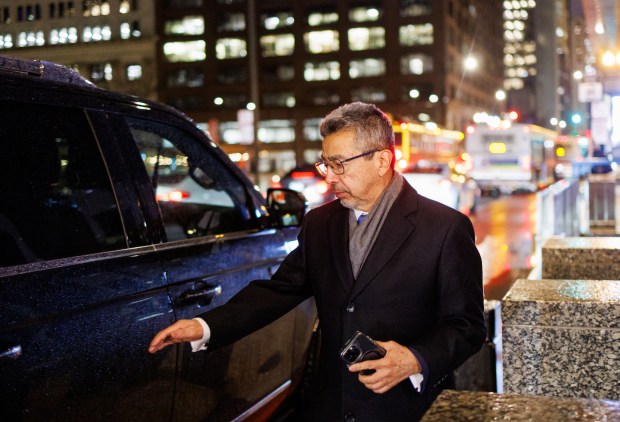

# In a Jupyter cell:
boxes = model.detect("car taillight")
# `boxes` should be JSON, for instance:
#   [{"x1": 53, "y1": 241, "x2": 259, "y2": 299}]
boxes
[
  {"x1": 156, "y1": 190, "x2": 190, "y2": 202},
  {"x1": 292, "y1": 171, "x2": 316, "y2": 179},
  {"x1": 315, "y1": 180, "x2": 329, "y2": 194}
]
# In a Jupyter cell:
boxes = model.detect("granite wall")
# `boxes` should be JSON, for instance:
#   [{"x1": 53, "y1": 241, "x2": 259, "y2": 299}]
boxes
[
  {"x1": 502, "y1": 278, "x2": 620, "y2": 400},
  {"x1": 541, "y1": 237, "x2": 620, "y2": 280}
]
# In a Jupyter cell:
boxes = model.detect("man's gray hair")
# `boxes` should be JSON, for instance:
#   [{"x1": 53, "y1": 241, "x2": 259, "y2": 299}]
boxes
[{"x1": 320, "y1": 102, "x2": 395, "y2": 163}]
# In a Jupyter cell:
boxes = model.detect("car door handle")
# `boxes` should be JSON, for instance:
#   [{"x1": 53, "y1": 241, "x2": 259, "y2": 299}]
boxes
[
  {"x1": 180, "y1": 284, "x2": 222, "y2": 305},
  {"x1": 0, "y1": 345, "x2": 22, "y2": 363}
]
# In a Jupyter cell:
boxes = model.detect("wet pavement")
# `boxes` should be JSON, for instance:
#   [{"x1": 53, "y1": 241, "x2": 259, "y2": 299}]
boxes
[{"x1": 470, "y1": 193, "x2": 537, "y2": 300}]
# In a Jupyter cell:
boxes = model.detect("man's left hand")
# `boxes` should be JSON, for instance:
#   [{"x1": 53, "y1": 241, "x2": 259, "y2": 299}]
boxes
[{"x1": 348, "y1": 340, "x2": 421, "y2": 394}]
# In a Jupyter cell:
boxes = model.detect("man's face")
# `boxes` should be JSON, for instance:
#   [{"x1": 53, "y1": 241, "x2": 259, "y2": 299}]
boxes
[{"x1": 321, "y1": 130, "x2": 385, "y2": 211}]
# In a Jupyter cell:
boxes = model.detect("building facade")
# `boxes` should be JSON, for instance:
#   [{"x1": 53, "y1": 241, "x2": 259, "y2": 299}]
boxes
[
  {"x1": 0, "y1": 1, "x2": 504, "y2": 188},
  {"x1": 157, "y1": 0, "x2": 504, "y2": 187},
  {"x1": 0, "y1": 1, "x2": 157, "y2": 100}
]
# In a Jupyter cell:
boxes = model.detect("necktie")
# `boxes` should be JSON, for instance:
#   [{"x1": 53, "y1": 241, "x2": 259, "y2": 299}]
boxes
[{"x1": 357, "y1": 214, "x2": 367, "y2": 224}]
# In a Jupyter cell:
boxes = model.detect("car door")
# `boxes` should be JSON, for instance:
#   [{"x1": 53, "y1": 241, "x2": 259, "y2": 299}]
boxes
[
  {"x1": 0, "y1": 98, "x2": 176, "y2": 421},
  {"x1": 117, "y1": 115, "x2": 308, "y2": 421}
]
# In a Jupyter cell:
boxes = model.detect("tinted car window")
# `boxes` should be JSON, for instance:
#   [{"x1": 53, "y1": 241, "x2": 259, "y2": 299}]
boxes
[
  {"x1": 0, "y1": 101, "x2": 125, "y2": 267},
  {"x1": 126, "y1": 117, "x2": 258, "y2": 241}
]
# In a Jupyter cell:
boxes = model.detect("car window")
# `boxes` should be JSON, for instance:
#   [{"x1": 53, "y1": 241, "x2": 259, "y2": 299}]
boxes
[
  {"x1": 125, "y1": 117, "x2": 257, "y2": 241},
  {"x1": 0, "y1": 101, "x2": 126, "y2": 267}
]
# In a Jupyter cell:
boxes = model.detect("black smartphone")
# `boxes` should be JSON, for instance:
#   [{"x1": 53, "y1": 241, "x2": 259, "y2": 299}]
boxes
[{"x1": 340, "y1": 331, "x2": 386, "y2": 375}]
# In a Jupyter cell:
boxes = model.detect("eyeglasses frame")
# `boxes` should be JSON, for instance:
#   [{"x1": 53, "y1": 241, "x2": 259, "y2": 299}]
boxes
[{"x1": 315, "y1": 149, "x2": 380, "y2": 177}]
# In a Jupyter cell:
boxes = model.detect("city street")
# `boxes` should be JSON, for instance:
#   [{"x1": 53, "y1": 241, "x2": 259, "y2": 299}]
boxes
[{"x1": 471, "y1": 193, "x2": 536, "y2": 301}]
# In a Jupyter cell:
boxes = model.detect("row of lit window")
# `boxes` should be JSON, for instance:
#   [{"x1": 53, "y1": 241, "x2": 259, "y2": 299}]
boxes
[
  {"x1": 165, "y1": 55, "x2": 431, "y2": 92},
  {"x1": 162, "y1": 0, "x2": 431, "y2": 20},
  {"x1": 0, "y1": 22, "x2": 141, "y2": 48},
  {"x1": 81, "y1": 61, "x2": 142, "y2": 82},
  {"x1": 0, "y1": 1, "x2": 136, "y2": 23},
  {"x1": 503, "y1": 0, "x2": 535, "y2": 10},
  {"x1": 162, "y1": 25, "x2": 433, "y2": 63}
]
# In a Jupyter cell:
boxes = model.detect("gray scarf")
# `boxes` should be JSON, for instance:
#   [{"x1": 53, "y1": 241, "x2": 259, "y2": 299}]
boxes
[{"x1": 349, "y1": 172, "x2": 404, "y2": 279}]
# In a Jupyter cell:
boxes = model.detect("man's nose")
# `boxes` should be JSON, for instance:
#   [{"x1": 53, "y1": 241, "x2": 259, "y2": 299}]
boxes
[{"x1": 324, "y1": 166, "x2": 338, "y2": 183}]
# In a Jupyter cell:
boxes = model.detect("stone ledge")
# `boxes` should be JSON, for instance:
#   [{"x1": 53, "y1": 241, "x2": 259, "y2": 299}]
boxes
[
  {"x1": 421, "y1": 390, "x2": 620, "y2": 421},
  {"x1": 541, "y1": 237, "x2": 620, "y2": 280}
]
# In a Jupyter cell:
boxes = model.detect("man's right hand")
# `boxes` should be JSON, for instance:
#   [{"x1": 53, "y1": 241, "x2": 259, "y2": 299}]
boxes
[{"x1": 148, "y1": 319, "x2": 204, "y2": 353}]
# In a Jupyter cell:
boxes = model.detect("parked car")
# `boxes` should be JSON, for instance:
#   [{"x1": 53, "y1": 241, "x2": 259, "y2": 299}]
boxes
[
  {"x1": 278, "y1": 164, "x2": 335, "y2": 208},
  {"x1": 401, "y1": 162, "x2": 480, "y2": 215},
  {"x1": 0, "y1": 55, "x2": 317, "y2": 421}
]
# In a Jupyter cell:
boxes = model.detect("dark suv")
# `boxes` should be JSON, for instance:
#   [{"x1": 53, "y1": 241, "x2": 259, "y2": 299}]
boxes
[{"x1": 0, "y1": 55, "x2": 317, "y2": 421}]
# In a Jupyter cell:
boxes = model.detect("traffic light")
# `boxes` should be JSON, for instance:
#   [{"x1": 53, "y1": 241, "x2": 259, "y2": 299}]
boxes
[{"x1": 507, "y1": 109, "x2": 519, "y2": 121}]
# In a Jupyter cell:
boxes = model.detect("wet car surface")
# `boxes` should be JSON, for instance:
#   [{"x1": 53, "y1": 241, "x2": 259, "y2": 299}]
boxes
[{"x1": 0, "y1": 55, "x2": 317, "y2": 421}]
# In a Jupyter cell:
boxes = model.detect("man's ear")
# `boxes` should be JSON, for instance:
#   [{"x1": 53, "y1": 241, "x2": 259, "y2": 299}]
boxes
[{"x1": 377, "y1": 150, "x2": 393, "y2": 176}]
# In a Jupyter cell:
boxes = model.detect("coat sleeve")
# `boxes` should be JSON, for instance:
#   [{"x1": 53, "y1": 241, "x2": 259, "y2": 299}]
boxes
[
  {"x1": 197, "y1": 212, "x2": 314, "y2": 350},
  {"x1": 409, "y1": 211, "x2": 486, "y2": 389}
]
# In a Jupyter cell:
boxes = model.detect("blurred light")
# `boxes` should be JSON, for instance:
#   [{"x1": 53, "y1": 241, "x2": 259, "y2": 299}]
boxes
[
  {"x1": 556, "y1": 147, "x2": 566, "y2": 157},
  {"x1": 397, "y1": 158, "x2": 408, "y2": 169},
  {"x1": 464, "y1": 56, "x2": 478, "y2": 71},
  {"x1": 495, "y1": 90, "x2": 506, "y2": 101},
  {"x1": 508, "y1": 110, "x2": 519, "y2": 120},
  {"x1": 573, "y1": 70, "x2": 583, "y2": 80},
  {"x1": 571, "y1": 113, "x2": 582, "y2": 124},
  {"x1": 489, "y1": 143, "x2": 507, "y2": 154},
  {"x1": 602, "y1": 50, "x2": 615, "y2": 66},
  {"x1": 550, "y1": 117, "x2": 558, "y2": 126},
  {"x1": 247, "y1": 102, "x2": 256, "y2": 111},
  {"x1": 595, "y1": 22, "x2": 605, "y2": 35}
]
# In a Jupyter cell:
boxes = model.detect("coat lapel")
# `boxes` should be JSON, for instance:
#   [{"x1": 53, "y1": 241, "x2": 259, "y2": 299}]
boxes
[
  {"x1": 349, "y1": 185, "x2": 418, "y2": 299},
  {"x1": 328, "y1": 205, "x2": 355, "y2": 292}
]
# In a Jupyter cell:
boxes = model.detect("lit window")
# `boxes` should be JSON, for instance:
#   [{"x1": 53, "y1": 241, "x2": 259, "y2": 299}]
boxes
[
  {"x1": 304, "y1": 61, "x2": 340, "y2": 81},
  {"x1": 308, "y1": 11, "x2": 338, "y2": 26},
  {"x1": 399, "y1": 23, "x2": 433, "y2": 46},
  {"x1": 348, "y1": 27, "x2": 385, "y2": 51},
  {"x1": 401, "y1": 53, "x2": 433, "y2": 75},
  {"x1": 126, "y1": 64, "x2": 142, "y2": 81},
  {"x1": 120, "y1": 22, "x2": 131, "y2": 39},
  {"x1": 349, "y1": 7, "x2": 382, "y2": 22},
  {"x1": 258, "y1": 120, "x2": 295, "y2": 143},
  {"x1": 215, "y1": 38, "x2": 247, "y2": 59},
  {"x1": 261, "y1": 11, "x2": 294, "y2": 30},
  {"x1": 165, "y1": 16, "x2": 204, "y2": 35},
  {"x1": 260, "y1": 34, "x2": 294, "y2": 57},
  {"x1": 119, "y1": 0, "x2": 131, "y2": 13},
  {"x1": 91, "y1": 62, "x2": 113, "y2": 82},
  {"x1": 50, "y1": 29, "x2": 60, "y2": 44},
  {"x1": 303, "y1": 118, "x2": 323, "y2": 141},
  {"x1": 304, "y1": 30, "x2": 339, "y2": 54},
  {"x1": 0, "y1": 34, "x2": 13, "y2": 49},
  {"x1": 163, "y1": 40, "x2": 206, "y2": 62},
  {"x1": 349, "y1": 58, "x2": 385, "y2": 78}
]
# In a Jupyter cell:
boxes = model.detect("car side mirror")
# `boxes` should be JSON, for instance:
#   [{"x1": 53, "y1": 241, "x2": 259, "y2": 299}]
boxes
[{"x1": 266, "y1": 188, "x2": 307, "y2": 227}]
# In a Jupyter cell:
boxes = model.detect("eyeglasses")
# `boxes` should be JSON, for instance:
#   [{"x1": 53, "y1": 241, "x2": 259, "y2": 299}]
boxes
[{"x1": 315, "y1": 149, "x2": 379, "y2": 177}]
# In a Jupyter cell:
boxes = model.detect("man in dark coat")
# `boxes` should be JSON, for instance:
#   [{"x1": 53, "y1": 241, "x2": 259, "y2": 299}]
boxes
[{"x1": 149, "y1": 102, "x2": 486, "y2": 421}]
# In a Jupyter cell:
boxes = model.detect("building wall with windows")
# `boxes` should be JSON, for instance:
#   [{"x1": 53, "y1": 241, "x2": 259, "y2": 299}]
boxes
[
  {"x1": 0, "y1": 0, "x2": 157, "y2": 99},
  {"x1": 156, "y1": 0, "x2": 504, "y2": 187}
]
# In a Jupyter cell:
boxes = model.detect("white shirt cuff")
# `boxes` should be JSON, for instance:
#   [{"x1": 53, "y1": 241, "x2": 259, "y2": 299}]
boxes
[
  {"x1": 409, "y1": 373, "x2": 424, "y2": 392},
  {"x1": 190, "y1": 318, "x2": 211, "y2": 352}
]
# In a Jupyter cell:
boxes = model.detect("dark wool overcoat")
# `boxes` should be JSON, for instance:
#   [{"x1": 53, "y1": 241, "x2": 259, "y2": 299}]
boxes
[{"x1": 201, "y1": 182, "x2": 486, "y2": 421}]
